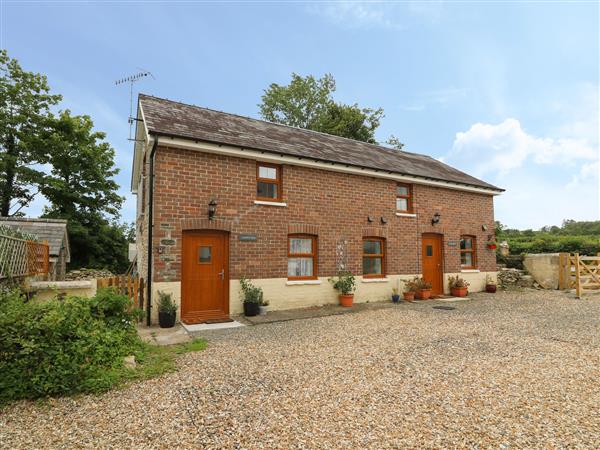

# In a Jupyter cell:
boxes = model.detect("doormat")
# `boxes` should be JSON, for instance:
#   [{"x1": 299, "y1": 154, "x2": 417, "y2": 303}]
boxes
[
  {"x1": 432, "y1": 305, "x2": 456, "y2": 310},
  {"x1": 203, "y1": 318, "x2": 234, "y2": 324}
]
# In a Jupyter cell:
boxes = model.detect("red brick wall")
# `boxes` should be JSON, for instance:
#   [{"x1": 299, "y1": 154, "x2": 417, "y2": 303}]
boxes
[{"x1": 151, "y1": 146, "x2": 496, "y2": 282}]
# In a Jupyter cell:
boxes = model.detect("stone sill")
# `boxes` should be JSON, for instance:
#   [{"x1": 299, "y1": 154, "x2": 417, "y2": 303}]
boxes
[
  {"x1": 361, "y1": 278, "x2": 390, "y2": 283},
  {"x1": 254, "y1": 200, "x2": 287, "y2": 207},
  {"x1": 395, "y1": 212, "x2": 417, "y2": 218},
  {"x1": 30, "y1": 280, "x2": 93, "y2": 290},
  {"x1": 460, "y1": 269, "x2": 480, "y2": 273},
  {"x1": 286, "y1": 280, "x2": 322, "y2": 286}
]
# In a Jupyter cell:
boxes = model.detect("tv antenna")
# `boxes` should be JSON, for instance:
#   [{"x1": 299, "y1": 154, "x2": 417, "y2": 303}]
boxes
[{"x1": 115, "y1": 69, "x2": 155, "y2": 140}]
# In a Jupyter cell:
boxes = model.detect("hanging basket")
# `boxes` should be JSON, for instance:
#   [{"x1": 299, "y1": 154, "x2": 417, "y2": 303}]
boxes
[{"x1": 487, "y1": 242, "x2": 498, "y2": 250}]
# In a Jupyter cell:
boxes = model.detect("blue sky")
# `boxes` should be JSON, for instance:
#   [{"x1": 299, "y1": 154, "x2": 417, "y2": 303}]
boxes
[{"x1": 2, "y1": 1, "x2": 598, "y2": 229}]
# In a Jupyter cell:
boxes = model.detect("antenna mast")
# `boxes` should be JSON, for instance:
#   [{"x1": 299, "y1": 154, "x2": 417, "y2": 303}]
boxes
[{"x1": 115, "y1": 70, "x2": 154, "y2": 140}]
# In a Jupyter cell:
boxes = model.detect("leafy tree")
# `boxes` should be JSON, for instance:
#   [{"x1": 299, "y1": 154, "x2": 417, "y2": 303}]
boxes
[
  {"x1": 259, "y1": 73, "x2": 386, "y2": 144},
  {"x1": 0, "y1": 49, "x2": 61, "y2": 216},
  {"x1": 40, "y1": 111, "x2": 128, "y2": 272},
  {"x1": 386, "y1": 135, "x2": 405, "y2": 151}
]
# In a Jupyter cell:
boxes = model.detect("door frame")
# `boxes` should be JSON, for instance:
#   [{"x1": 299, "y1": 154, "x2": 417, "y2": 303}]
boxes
[
  {"x1": 181, "y1": 229, "x2": 230, "y2": 324},
  {"x1": 421, "y1": 233, "x2": 444, "y2": 295}
]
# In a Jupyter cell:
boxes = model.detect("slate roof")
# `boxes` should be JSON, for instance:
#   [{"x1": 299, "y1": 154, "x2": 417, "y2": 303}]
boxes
[
  {"x1": 139, "y1": 94, "x2": 502, "y2": 192},
  {"x1": 0, "y1": 217, "x2": 70, "y2": 261}
]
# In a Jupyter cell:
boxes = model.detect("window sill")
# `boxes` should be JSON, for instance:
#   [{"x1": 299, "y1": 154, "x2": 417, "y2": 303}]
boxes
[
  {"x1": 286, "y1": 279, "x2": 322, "y2": 286},
  {"x1": 395, "y1": 212, "x2": 417, "y2": 218},
  {"x1": 361, "y1": 277, "x2": 390, "y2": 283},
  {"x1": 254, "y1": 200, "x2": 287, "y2": 207},
  {"x1": 460, "y1": 269, "x2": 480, "y2": 273}
]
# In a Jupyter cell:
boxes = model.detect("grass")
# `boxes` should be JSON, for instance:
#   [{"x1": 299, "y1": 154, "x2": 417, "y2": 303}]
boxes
[{"x1": 118, "y1": 338, "x2": 208, "y2": 384}]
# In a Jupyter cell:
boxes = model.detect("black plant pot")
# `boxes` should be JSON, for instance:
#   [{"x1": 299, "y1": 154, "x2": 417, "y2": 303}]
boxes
[
  {"x1": 159, "y1": 311, "x2": 176, "y2": 328},
  {"x1": 243, "y1": 302, "x2": 260, "y2": 317},
  {"x1": 392, "y1": 295, "x2": 401, "y2": 303}
]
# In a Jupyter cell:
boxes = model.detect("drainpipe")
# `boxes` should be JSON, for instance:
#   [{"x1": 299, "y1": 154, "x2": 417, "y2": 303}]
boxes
[{"x1": 146, "y1": 134, "x2": 159, "y2": 326}]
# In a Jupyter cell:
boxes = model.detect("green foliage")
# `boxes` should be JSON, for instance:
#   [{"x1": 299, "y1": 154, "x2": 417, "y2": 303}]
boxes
[
  {"x1": 239, "y1": 277, "x2": 264, "y2": 304},
  {"x1": 0, "y1": 49, "x2": 62, "y2": 216},
  {"x1": 0, "y1": 288, "x2": 142, "y2": 403},
  {"x1": 157, "y1": 290, "x2": 177, "y2": 314},
  {"x1": 496, "y1": 220, "x2": 600, "y2": 256},
  {"x1": 328, "y1": 271, "x2": 356, "y2": 295},
  {"x1": 259, "y1": 73, "x2": 390, "y2": 145}
]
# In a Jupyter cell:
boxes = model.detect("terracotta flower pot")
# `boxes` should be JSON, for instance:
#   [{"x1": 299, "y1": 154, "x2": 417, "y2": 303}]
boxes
[
  {"x1": 416, "y1": 289, "x2": 431, "y2": 300},
  {"x1": 486, "y1": 284, "x2": 497, "y2": 293},
  {"x1": 451, "y1": 286, "x2": 468, "y2": 297},
  {"x1": 403, "y1": 291, "x2": 415, "y2": 302},
  {"x1": 339, "y1": 294, "x2": 354, "y2": 307}
]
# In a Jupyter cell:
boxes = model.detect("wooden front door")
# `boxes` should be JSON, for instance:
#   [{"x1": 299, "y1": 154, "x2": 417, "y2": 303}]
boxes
[
  {"x1": 181, "y1": 230, "x2": 229, "y2": 324},
  {"x1": 422, "y1": 234, "x2": 444, "y2": 295}
]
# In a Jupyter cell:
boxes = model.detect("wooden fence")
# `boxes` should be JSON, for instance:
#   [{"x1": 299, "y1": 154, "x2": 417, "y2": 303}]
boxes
[
  {"x1": 558, "y1": 253, "x2": 600, "y2": 298},
  {"x1": 0, "y1": 234, "x2": 49, "y2": 279},
  {"x1": 97, "y1": 275, "x2": 144, "y2": 309}
]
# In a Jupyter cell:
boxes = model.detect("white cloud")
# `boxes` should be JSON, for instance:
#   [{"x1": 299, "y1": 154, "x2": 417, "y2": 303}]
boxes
[{"x1": 451, "y1": 118, "x2": 597, "y2": 177}]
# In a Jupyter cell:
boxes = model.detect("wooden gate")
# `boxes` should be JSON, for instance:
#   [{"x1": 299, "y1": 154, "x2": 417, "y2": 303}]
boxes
[
  {"x1": 97, "y1": 275, "x2": 145, "y2": 309},
  {"x1": 558, "y1": 253, "x2": 600, "y2": 298}
]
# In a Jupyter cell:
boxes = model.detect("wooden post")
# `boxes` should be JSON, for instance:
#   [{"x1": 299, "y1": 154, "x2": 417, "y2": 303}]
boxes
[
  {"x1": 558, "y1": 253, "x2": 566, "y2": 290},
  {"x1": 575, "y1": 253, "x2": 581, "y2": 298}
]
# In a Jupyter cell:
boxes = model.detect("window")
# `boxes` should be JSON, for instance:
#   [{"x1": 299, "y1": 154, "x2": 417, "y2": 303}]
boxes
[
  {"x1": 460, "y1": 235, "x2": 477, "y2": 269},
  {"x1": 363, "y1": 238, "x2": 385, "y2": 278},
  {"x1": 257, "y1": 163, "x2": 282, "y2": 201},
  {"x1": 199, "y1": 246, "x2": 211, "y2": 264},
  {"x1": 288, "y1": 235, "x2": 317, "y2": 280},
  {"x1": 396, "y1": 183, "x2": 412, "y2": 212}
]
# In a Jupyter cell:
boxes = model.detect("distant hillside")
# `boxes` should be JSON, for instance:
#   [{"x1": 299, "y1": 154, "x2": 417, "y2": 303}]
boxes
[{"x1": 496, "y1": 220, "x2": 600, "y2": 255}]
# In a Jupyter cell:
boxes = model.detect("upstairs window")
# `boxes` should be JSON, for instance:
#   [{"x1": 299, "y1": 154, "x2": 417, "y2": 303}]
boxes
[
  {"x1": 363, "y1": 238, "x2": 385, "y2": 278},
  {"x1": 257, "y1": 163, "x2": 282, "y2": 201},
  {"x1": 396, "y1": 183, "x2": 412, "y2": 212},
  {"x1": 288, "y1": 235, "x2": 317, "y2": 280},
  {"x1": 460, "y1": 235, "x2": 477, "y2": 269}
]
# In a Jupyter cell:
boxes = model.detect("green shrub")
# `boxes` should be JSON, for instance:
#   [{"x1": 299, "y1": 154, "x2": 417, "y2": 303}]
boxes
[
  {"x1": 239, "y1": 277, "x2": 263, "y2": 304},
  {"x1": 0, "y1": 288, "x2": 143, "y2": 404}
]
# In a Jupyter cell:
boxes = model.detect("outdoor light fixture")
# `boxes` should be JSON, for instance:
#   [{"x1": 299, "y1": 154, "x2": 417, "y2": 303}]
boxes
[
  {"x1": 482, "y1": 224, "x2": 488, "y2": 231},
  {"x1": 367, "y1": 216, "x2": 374, "y2": 223},
  {"x1": 380, "y1": 216, "x2": 387, "y2": 225},
  {"x1": 208, "y1": 198, "x2": 217, "y2": 220},
  {"x1": 431, "y1": 212, "x2": 441, "y2": 226}
]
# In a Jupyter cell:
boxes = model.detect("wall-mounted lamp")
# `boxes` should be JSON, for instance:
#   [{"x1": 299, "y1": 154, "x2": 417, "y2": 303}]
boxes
[
  {"x1": 367, "y1": 216, "x2": 374, "y2": 223},
  {"x1": 208, "y1": 198, "x2": 217, "y2": 220},
  {"x1": 380, "y1": 216, "x2": 387, "y2": 225},
  {"x1": 431, "y1": 212, "x2": 441, "y2": 226},
  {"x1": 482, "y1": 224, "x2": 488, "y2": 231}
]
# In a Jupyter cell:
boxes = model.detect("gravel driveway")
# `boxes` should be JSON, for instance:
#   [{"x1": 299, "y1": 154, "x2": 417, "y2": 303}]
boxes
[{"x1": 2, "y1": 290, "x2": 600, "y2": 448}]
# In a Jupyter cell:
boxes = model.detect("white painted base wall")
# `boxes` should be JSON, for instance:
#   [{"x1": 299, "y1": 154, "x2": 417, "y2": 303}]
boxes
[{"x1": 151, "y1": 271, "x2": 497, "y2": 323}]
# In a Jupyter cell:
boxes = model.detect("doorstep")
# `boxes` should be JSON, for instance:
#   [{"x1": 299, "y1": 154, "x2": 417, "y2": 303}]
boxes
[{"x1": 181, "y1": 320, "x2": 245, "y2": 333}]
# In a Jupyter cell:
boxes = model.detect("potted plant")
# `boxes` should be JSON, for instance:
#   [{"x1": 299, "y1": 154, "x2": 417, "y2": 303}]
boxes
[
  {"x1": 403, "y1": 279, "x2": 416, "y2": 301},
  {"x1": 487, "y1": 241, "x2": 498, "y2": 250},
  {"x1": 391, "y1": 288, "x2": 400, "y2": 303},
  {"x1": 412, "y1": 277, "x2": 432, "y2": 300},
  {"x1": 240, "y1": 277, "x2": 263, "y2": 317},
  {"x1": 157, "y1": 290, "x2": 177, "y2": 328},
  {"x1": 448, "y1": 275, "x2": 469, "y2": 297},
  {"x1": 259, "y1": 299, "x2": 269, "y2": 316},
  {"x1": 485, "y1": 275, "x2": 497, "y2": 293},
  {"x1": 328, "y1": 271, "x2": 356, "y2": 307}
]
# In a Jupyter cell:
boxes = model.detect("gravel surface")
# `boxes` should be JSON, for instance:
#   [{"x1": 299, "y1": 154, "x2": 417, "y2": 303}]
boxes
[{"x1": 2, "y1": 289, "x2": 600, "y2": 448}]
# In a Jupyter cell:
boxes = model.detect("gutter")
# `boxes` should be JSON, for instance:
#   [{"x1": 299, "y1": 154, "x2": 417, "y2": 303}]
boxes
[{"x1": 146, "y1": 135, "x2": 159, "y2": 326}]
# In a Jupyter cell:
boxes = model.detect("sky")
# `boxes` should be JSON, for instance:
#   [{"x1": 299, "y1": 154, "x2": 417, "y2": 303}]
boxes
[{"x1": 2, "y1": 0, "x2": 599, "y2": 229}]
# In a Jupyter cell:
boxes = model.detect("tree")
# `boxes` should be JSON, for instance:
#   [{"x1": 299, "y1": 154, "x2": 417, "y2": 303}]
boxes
[
  {"x1": 385, "y1": 135, "x2": 405, "y2": 151},
  {"x1": 259, "y1": 73, "x2": 385, "y2": 144},
  {"x1": 40, "y1": 111, "x2": 127, "y2": 272},
  {"x1": 0, "y1": 49, "x2": 61, "y2": 216}
]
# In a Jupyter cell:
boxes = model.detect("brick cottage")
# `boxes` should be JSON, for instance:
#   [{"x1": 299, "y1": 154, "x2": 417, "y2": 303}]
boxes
[{"x1": 132, "y1": 94, "x2": 503, "y2": 324}]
